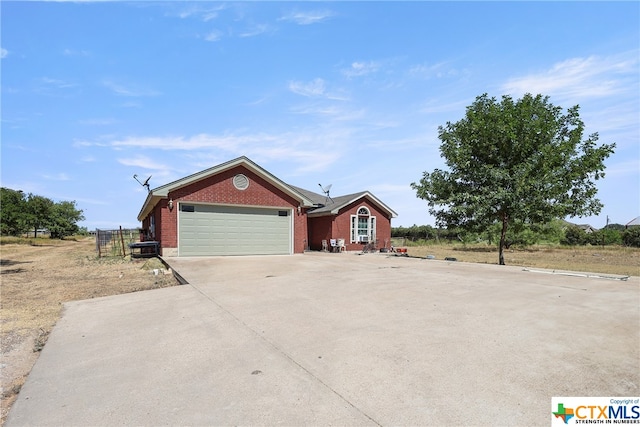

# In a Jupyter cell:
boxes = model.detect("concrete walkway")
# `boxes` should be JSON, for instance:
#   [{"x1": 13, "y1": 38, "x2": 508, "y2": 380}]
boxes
[{"x1": 6, "y1": 253, "x2": 639, "y2": 426}]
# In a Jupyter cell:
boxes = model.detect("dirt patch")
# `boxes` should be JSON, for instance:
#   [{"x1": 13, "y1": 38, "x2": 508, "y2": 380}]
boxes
[{"x1": 0, "y1": 238, "x2": 179, "y2": 425}]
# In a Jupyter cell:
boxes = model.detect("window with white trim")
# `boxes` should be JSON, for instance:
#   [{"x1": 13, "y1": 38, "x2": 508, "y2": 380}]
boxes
[{"x1": 350, "y1": 206, "x2": 376, "y2": 243}]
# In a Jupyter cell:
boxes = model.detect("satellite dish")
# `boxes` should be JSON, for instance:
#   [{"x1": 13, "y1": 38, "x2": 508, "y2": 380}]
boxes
[
  {"x1": 133, "y1": 174, "x2": 152, "y2": 192},
  {"x1": 318, "y1": 183, "x2": 333, "y2": 203}
]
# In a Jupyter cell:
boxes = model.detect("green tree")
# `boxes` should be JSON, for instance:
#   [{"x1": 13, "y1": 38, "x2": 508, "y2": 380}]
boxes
[
  {"x1": 47, "y1": 200, "x2": 85, "y2": 239},
  {"x1": 1, "y1": 187, "x2": 28, "y2": 235},
  {"x1": 25, "y1": 194, "x2": 54, "y2": 238},
  {"x1": 411, "y1": 93, "x2": 615, "y2": 265}
]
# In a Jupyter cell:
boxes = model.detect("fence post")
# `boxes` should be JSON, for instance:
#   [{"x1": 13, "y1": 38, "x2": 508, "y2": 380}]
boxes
[
  {"x1": 119, "y1": 226, "x2": 126, "y2": 258},
  {"x1": 96, "y1": 229, "x2": 102, "y2": 257}
]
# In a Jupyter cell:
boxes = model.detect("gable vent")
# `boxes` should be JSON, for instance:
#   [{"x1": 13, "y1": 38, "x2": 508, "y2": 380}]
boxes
[{"x1": 233, "y1": 174, "x2": 249, "y2": 190}]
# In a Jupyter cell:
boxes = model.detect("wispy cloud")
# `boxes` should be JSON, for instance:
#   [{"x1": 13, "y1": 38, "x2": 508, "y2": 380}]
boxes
[
  {"x1": 501, "y1": 52, "x2": 639, "y2": 101},
  {"x1": 279, "y1": 9, "x2": 334, "y2": 25},
  {"x1": 175, "y1": 4, "x2": 226, "y2": 21},
  {"x1": 118, "y1": 155, "x2": 171, "y2": 171},
  {"x1": 63, "y1": 48, "x2": 90, "y2": 56},
  {"x1": 86, "y1": 129, "x2": 349, "y2": 174},
  {"x1": 42, "y1": 173, "x2": 71, "y2": 181},
  {"x1": 1, "y1": 48, "x2": 8, "y2": 59},
  {"x1": 604, "y1": 159, "x2": 640, "y2": 177},
  {"x1": 238, "y1": 23, "x2": 273, "y2": 38},
  {"x1": 102, "y1": 80, "x2": 160, "y2": 97},
  {"x1": 418, "y1": 97, "x2": 471, "y2": 115},
  {"x1": 289, "y1": 78, "x2": 350, "y2": 101},
  {"x1": 34, "y1": 77, "x2": 79, "y2": 96},
  {"x1": 289, "y1": 78, "x2": 327, "y2": 97},
  {"x1": 40, "y1": 77, "x2": 77, "y2": 89},
  {"x1": 409, "y1": 61, "x2": 465, "y2": 80},
  {"x1": 204, "y1": 30, "x2": 223, "y2": 42},
  {"x1": 290, "y1": 104, "x2": 364, "y2": 121},
  {"x1": 342, "y1": 61, "x2": 380, "y2": 78},
  {"x1": 78, "y1": 118, "x2": 117, "y2": 126}
]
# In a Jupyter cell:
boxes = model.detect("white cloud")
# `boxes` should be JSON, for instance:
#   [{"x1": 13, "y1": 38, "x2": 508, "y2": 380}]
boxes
[
  {"x1": 603, "y1": 159, "x2": 640, "y2": 177},
  {"x1": 176, "y1": 4, "x2": 226, "y2": 21},
  {"x1": 279, "y1": 10, "x2": 334, "y2": 25},
  {"x1": 110, "y1": 134, "x2": 246, "y2": 151},
  {"x1": 1, "y1": 48, "x2": 8, "y2": 59},
  {"x1": 342, "y1": 61, "x2": 380, "y2": 78},
  {"x1": 118, "y1": 155, "x2": 171, "y2": 171},
  {"x1": 102, "y1": 80, "x2": 160, "y2": 97},
  {"x1": 409, "y1": 61, "x2": 464, "y2": 79},
  {"x1": 78, "y1": 118, "x2": 117, "y2": 126},
  {"x1": 204, "y1": 30, "x2": 223, "y2": 42},
  {"x1": 42, "y1": 173, "x2": 71, "y2": 181},
  {"x1": 63, "y1": 48, "x2": 90, "y2": 56},
  {"x1": 289, "y1": 78, "x2": 326, "y2": 97},
  {"x1": 501, "y1": 52, "x2": 639, "y2": 101},
  {"x1": 40, "y1": 77, "x2": 77, "y2": 89},
  {"x1": 88, "y1": 129, "x2": 350, "y2": 175},
  {"x1": 238, "y1": 24, "x2": 273, "y2": 38},
  {"x1": 290, "y1": 104, "x2": 364, "y2": 121}
]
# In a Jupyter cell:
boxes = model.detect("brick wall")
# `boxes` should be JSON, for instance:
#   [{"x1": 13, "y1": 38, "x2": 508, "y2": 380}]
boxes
[
  {"x1": 144, "y1": 165, "x2": 307, "y2": 254},
  {"x1": 308, "y1": 198, "x2": 392, "y2": 252}
]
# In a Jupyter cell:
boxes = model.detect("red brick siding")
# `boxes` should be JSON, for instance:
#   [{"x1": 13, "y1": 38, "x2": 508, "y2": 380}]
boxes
[
  {"x1": 308, "y1": 198, "x2": 392, "y2": 252},
  {"x1": 143, "y1": 165, "x2": 307, "y2": 254},
  {"x1": 308, "y1": 216, "x2": 334, "y2": 250}
]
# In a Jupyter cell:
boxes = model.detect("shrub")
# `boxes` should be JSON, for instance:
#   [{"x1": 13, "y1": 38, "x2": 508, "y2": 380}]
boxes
[
  {"x1": 622, "y1": 227, "x2": 640, "y2": 247},
  {"x1": 561, "y1": 225, "x2": 587, "y2": 245}
]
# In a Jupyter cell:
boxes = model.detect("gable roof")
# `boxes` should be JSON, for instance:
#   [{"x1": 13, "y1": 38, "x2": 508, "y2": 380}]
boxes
[
  {"x1": 626, "y1": 216, "x2": 640, "y2": 227},
  {"x1": 137, "y1": 156, "x2": 315, "y2": 221},
  {"x1": 291, "y1": 185, "x2": 397, "y2": 218}
]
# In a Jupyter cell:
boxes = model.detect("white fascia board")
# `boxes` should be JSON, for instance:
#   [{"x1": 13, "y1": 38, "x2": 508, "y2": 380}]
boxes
[
  {"x1": 136, "y1": 157, "x2": 315, "y2": 221},
  {"x1": 331, "y1": 192, "x2": 398, "y2": 218}
]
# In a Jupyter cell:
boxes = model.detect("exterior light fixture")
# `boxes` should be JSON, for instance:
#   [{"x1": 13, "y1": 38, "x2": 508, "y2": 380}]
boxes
[{"x1": 168, "y1": 198, "x2": 174, "y2": 211}]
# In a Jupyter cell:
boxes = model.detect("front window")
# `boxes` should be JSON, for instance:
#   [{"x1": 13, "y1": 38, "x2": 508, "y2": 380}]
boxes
[{"x1": 350, "y1": 206, "x2": 376, "y2": 243}]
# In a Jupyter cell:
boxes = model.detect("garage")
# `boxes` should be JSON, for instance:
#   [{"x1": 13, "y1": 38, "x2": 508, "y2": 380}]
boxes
[{"x1": 178, "y1": 203, "x2": 292, "y2": 256}]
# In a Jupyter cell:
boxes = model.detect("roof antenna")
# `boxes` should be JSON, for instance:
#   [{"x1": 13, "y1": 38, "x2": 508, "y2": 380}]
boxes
[
  {"x1": 133, "y1": 174, "x2": 152, "y2": 193},
  {"x1": 318, "y1": 183, "x2": 333, "y2": 203}
]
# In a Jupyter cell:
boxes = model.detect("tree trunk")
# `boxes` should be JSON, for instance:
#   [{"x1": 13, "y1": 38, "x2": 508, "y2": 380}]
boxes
[{"x1": 499, "y1": 214, "x2": 508, "y2": 265}]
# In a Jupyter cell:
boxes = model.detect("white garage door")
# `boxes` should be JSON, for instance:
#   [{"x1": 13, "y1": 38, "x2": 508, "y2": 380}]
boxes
[{"x1": 178, "y1": 204, "x2": 292, "y2": 256}]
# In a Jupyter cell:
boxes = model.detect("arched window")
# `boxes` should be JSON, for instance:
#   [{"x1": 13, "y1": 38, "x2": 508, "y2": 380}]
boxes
[{"x1": 350, "y1": 206, "x2": 376, "y2": 243}]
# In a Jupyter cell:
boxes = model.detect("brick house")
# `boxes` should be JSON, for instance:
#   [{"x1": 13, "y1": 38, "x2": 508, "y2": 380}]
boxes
[{"x1": 137, "y1": 156, "x2": 397, "y2": 256}]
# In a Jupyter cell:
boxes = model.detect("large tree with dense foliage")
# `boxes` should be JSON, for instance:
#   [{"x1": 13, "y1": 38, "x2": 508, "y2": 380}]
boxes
[
  {"x1": 1, "y1": 188, "x2": 85, "y2": 238},
  {"x1": 411, "y1": 93, "x2": 615, "y2": 265},
  {"x1": 1, "y1": 187, "x2": 27, "y2": 235},
  {"x1": 48, "y1": 200, "x2": 85, "y2": 238}
]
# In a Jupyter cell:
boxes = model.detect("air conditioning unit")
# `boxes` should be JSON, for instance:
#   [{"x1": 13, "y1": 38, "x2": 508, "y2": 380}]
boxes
[{"x1": 358, "y1": 235, "x2": 369, "y2": 242}]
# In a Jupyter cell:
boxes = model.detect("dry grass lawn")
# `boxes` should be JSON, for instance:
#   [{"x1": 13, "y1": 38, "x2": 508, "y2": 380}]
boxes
[
  {"x1": 0, "y1": 237, "x2": 179, "y2": 425},
  {"x1": 404, "y1": 243, "x2": 640, "y2": 277}
]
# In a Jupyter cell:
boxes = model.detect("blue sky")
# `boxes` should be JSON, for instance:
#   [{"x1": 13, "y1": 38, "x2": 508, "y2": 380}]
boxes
[{"x1": 2, "y1": 1, "x2": 638, "y2": 230}]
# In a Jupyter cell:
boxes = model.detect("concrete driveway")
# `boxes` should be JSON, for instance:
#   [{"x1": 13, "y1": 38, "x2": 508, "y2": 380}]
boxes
[{"x1": 7, "y1": 253, "x2": 639, "y2": 426}]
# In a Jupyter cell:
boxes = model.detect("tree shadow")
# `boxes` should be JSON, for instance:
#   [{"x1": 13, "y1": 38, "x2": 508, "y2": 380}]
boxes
[
  {"x1": 0, "y1": 259, "x2": 33, "y2": 266},
  {"x1": 1, "y1": 268, "x2": 26, "y2": 275}
]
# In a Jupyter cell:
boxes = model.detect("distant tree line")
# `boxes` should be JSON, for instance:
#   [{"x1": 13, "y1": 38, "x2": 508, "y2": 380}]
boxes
[
  {"x1": 392, "y1": 220, "x2": 640, "y2": 248},
  {"x1": 1, "y1": 187, "x2": 85, "y2": 239}
]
